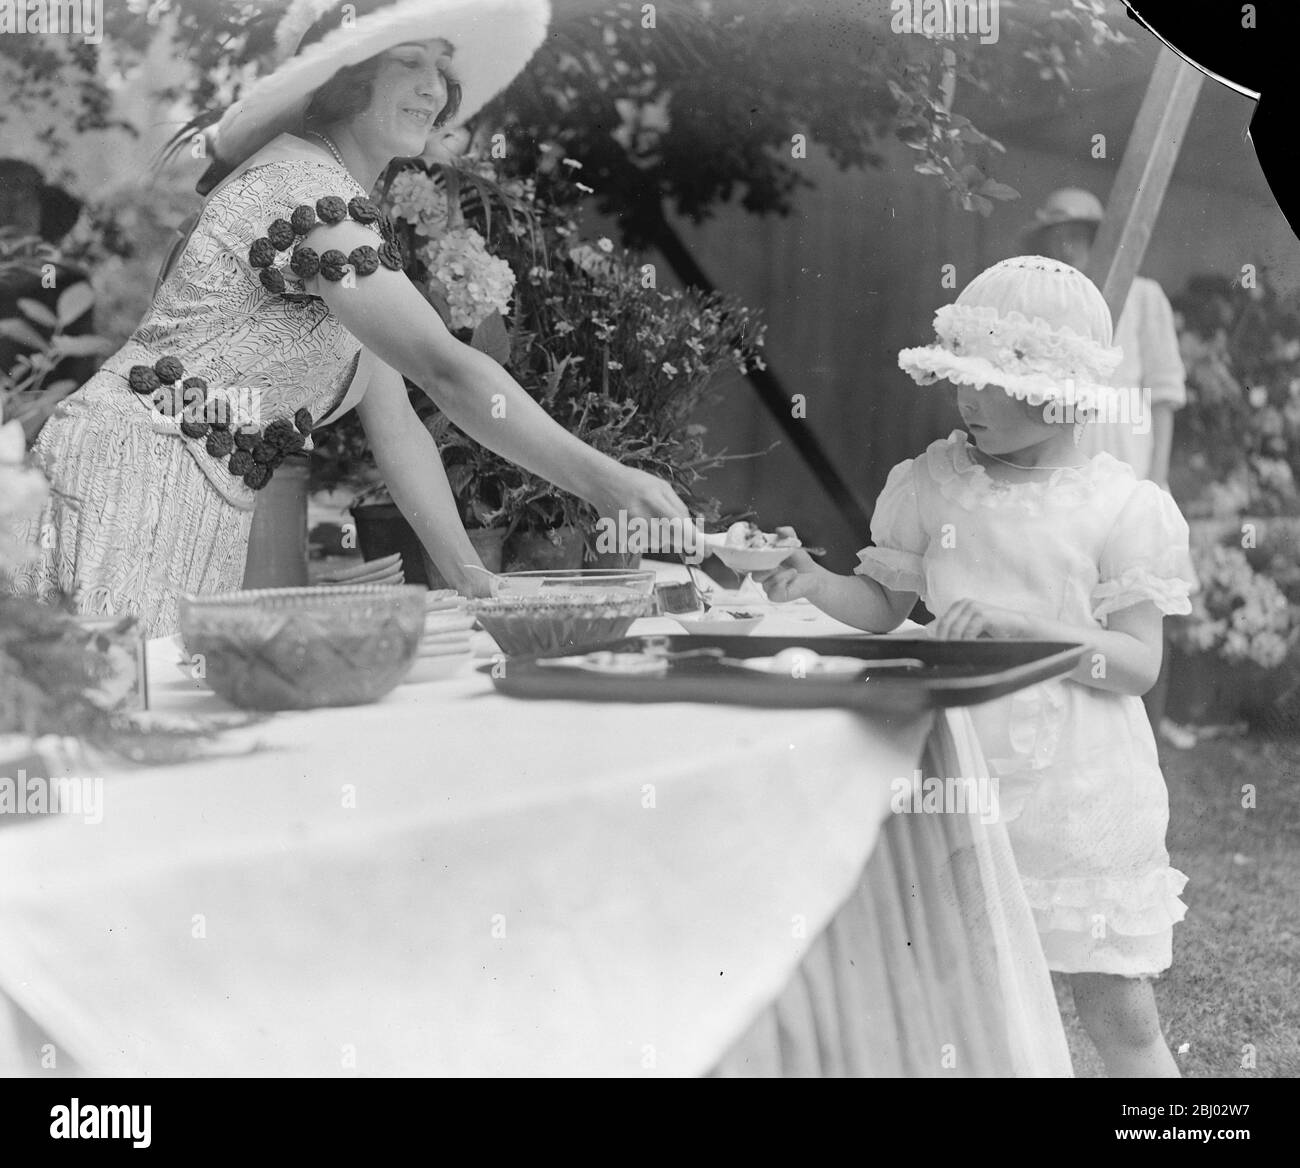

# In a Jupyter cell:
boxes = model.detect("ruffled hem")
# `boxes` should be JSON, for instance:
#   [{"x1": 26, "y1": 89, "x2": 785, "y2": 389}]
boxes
[
  {"x1": 1021, "y1": 867, "x2": 1189, "y2": 936},
  {"x1": 853, "y1": 546, "x2": 924, "y2": 595},
  {"x1": 927, "y1": 430, "x2": 1123, "y2": 514},
  {"x1": 1091, "y1": 566, "x2": 1193, "y2": 624}
]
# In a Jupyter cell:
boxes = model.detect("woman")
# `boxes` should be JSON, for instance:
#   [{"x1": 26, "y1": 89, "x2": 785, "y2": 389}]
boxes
[{"x1": 7, "y1": 0, "x2": 688, "y2": 635}]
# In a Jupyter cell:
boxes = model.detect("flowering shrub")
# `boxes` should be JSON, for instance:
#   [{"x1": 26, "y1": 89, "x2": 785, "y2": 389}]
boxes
[
  {"x1": 1172, "y1": 274, "x2": 1300, "y2": 517},
  {"x1": 383, "y1": 169, "x2": 450, "y2": 239},
  {"x1": 1172, "y1": 544, "x2": 1297, "y2": 670},
  {"x1": 419, "y1": 226, "x2": 515, "y2": 332},
  {"x1": 316, "y1": 144, "x2": 766, "y2": 540}
]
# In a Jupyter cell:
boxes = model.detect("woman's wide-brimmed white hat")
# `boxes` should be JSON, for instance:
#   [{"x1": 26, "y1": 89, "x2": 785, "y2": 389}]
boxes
[
  {"x1": 897, "y1": 255, "x2": 1124, "y2": 405},
  {"x1": 207, "y1": 0, "x2": 551, "y2": 166}
]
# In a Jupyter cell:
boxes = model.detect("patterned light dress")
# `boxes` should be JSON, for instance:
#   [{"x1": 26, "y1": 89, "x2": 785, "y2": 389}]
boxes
[
  {"x1": 8, "y1": 155, "x2": 380, "y2": 637},
  {"x1": 858, "y1": 431, "x2": 1195, "y2": 977}
]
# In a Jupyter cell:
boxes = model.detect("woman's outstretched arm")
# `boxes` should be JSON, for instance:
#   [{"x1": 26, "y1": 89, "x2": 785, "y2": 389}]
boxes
[
  {"x1": 304, "y1": 221, "x2": 689, "y2": 536},
  {"x1": 352, "y1": 356, "x2": 491, "y2": 596}
]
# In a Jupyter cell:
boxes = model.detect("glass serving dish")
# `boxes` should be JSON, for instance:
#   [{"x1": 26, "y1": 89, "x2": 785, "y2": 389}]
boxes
[
  {"x1": 178, "y1": 584, "x2": 426, "y2": 710},
  {"x1": 468, "y1": 593, "x2": 655, "y2": 657}
]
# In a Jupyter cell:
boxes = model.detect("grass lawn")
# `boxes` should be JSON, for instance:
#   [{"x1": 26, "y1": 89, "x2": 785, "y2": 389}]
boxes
[{"x1": 1056, "y1": 732, "x2": 1300, "y2": 1078}]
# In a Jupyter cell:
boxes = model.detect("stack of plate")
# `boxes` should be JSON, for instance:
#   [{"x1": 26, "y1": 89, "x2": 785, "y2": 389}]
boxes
[{"x1": 404, "y1": 589, "x2": 475, "y2": 683}]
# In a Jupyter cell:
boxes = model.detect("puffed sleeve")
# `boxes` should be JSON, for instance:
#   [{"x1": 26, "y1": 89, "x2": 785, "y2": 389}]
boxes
[
  {"x1": 1090, "y1": 480, "x2": 1194, "y2": 625},
  {"x1": 854, "y1": 457, "x2": 928, "y2": 597}
]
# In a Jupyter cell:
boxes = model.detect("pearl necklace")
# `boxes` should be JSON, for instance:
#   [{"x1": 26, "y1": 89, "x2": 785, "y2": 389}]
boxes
[
  {"x1": 305, "y1": 130, "x2": 347, "y2": 170},
  {"x1": 976, "y1": 447, "x2": 1086, "y2": 473}
]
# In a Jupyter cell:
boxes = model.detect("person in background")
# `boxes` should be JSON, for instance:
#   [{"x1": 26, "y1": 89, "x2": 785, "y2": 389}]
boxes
[
  {"x1": 0, "y1": 158, "x2": 97, "y2": 443},
  {"x1": 1024, "y1": 187, "x2": 1187, "y2": 488}
]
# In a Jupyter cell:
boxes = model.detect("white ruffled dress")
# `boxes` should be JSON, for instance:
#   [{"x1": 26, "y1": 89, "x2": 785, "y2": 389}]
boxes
[{"x1": 858, "y1": 431, "x2": 1193, "y2": 977}]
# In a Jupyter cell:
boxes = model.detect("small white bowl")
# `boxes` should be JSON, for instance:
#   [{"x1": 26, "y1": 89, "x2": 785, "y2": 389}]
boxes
[
  {"x1": 673, "y1": 611, "x2": 764, "y2": 636},
  {"x1": 712, "y1": 544, "x2": 799, "y2": 574}
]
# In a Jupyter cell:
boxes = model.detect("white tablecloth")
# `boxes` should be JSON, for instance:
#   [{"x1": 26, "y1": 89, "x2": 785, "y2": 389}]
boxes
[{"x1": 0, "y1": 565, "x2": 1070, "y2": 1076}]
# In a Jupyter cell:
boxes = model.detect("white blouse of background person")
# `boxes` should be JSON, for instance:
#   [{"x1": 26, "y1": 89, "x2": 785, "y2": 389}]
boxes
[
  {"x1": 1033, "y1": 216, "x2": 1187, "y2": 487},
  {"x1": 1075, "y1": 276, "x2": 1187, "y2": 486}
]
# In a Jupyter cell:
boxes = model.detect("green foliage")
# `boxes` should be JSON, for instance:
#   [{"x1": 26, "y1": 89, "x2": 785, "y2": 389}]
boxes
[
  {"x1": 1172, "y1": 274, "x2": 1300, "y2": 519},
  {"x1": 0, "y1": 232, "x2": 112, "y2": 444},
  {"x1": 484, "y1": 0, "x2": 1129, "y2": 237}
]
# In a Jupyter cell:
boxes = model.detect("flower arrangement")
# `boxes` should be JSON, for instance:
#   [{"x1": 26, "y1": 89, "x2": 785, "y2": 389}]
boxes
[
  {"x1": 314, "y1": 140, "x2": 766, "y2": 548},
  {"x1": 1172, "y1": 274, "x2": 1300, "y2": 518},
  {"x1": 1170, "y1": 543, "x2": 1297, "y2": 670}
]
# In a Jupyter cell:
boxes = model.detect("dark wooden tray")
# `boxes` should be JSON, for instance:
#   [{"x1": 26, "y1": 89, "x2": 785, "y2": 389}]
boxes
[{"x1": 482, "y1": 634, "x2": 1086, "y2": 714}]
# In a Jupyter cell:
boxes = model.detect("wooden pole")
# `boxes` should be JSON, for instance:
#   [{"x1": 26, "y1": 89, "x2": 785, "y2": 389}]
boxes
[{"x1": 1086, "y1": 47, "x2": 1205, "y2": 324}]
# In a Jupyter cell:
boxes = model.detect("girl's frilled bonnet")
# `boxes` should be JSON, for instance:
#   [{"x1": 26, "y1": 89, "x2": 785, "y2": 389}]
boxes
[{"x1": 897, "y1": 255, "x2": 1124, "y2": 406}]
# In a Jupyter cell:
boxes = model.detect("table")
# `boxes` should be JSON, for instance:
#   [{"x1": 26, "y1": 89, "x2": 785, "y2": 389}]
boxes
[{"x1": 0, "y1": 568, "x2": 1072, "y2": 1076}]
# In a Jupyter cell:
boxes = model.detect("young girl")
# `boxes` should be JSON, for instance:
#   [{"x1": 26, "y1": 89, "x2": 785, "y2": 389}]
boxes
[{"x1": 761, "y1": 256, "x2": 1193, "y2": 1077}]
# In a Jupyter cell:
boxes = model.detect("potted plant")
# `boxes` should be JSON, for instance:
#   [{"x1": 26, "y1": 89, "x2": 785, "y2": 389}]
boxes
[{"x1": 312, "y1": 135, "x2": 767, "y2": 580}]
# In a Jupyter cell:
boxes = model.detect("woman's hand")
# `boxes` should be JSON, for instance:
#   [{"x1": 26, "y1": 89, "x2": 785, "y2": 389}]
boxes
[
  {"x1": 933, "y1": 598, "x2": 1030, "y2": 640},
  {"x1": 754, "y1": 528, "x2": 823, "y2": 603},
  {"x1": 461, "y1": 566, "x2": 496, "y2": 599},
  {"x1": 591, "y1": 465, "x2": 691, "y2": 553}
]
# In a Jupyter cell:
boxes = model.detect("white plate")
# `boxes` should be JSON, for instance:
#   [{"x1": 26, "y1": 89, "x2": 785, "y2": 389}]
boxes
[
  {"x1": 733, "y1": 654, "x2": 869, "y2": 676},
  {"x1": 417, "y1": 639, "x2": 474, "y2": 658},
  {"x1": 403, "y1": 653, "x2": 472, "y2": 683},
  {"x1": 423, "y1": 613, "x2": 476, "y2": 634}
]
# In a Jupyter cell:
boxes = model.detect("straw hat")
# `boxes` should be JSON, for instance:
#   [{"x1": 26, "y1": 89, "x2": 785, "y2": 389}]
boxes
[
  {"x1": 897, "y1": 255, "x2": 1123, "y2": 406},
  {"x1": 1019, "y1": 187, "x2": 1105, "y2": 250},
  {"x1": 207, "y1": 0, "x2": 551, "y2": 167}
]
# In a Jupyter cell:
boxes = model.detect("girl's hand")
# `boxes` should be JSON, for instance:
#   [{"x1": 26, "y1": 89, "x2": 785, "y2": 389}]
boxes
[
  {"x1": 754, "y1": 528, "x2": 822, "y2": 603},
  {"x1": 933, "y1": 598, "x2": 1030, "y2": 640}
]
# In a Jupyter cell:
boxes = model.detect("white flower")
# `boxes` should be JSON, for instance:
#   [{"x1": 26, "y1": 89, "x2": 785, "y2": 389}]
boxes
[
  {"x1": 561, "y1": 157, "x2": 584, "y2": 170},
  {"x1": 597, "y1": 237, "x2": 614, "y2": 254},
  {"x1": 419, "y1": 126, "x2": 473, "y2": 167},
  {"x1": 1249, "y1": 385, "x2": 1269, "y2": 409},
  {"x1": 568, "y1": 243, "x2": 617, "y2": 278},
  {"x1": 385, "y1": 170, "x2": 449, "y2": 238},
  {"x1": 419, "y1": 227, "x2": 515, "y2": 331},
  {"x1": 661, "y1": 362, "x2": 679, "y2": 376}
]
